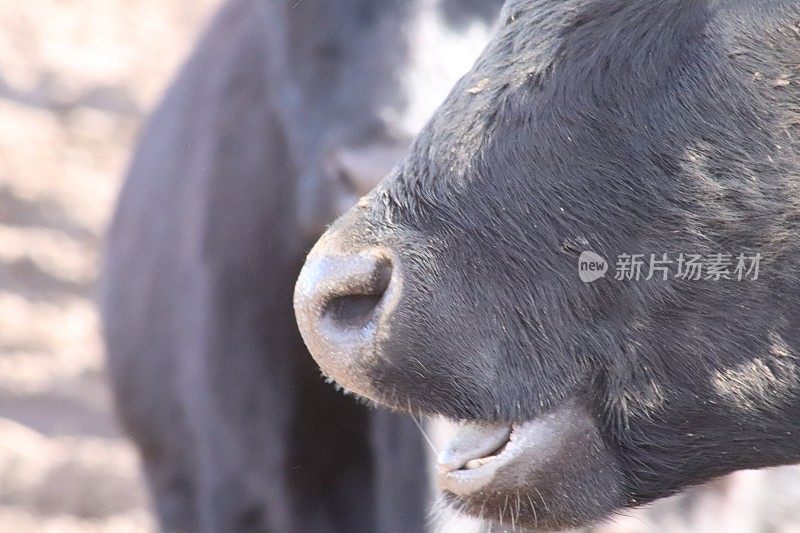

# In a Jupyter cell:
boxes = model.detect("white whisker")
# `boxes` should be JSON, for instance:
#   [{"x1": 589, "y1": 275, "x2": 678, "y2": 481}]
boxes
[{"x1": 411, "y1": 412, "x2": 439, "y2": 455}]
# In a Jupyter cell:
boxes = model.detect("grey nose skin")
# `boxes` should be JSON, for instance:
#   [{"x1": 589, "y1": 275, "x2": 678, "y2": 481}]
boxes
[{"x1": 294, "y1": 247, "x2": 399, "y2": 396}]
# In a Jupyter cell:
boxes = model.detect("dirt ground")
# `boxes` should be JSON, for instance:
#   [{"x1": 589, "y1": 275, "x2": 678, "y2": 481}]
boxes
[
  {"x1": 1, "y1": 1, "x2": 799, "y2": 532},
  {"x1": 0, "y1": 1, "x2": 214, "y2": 530}
]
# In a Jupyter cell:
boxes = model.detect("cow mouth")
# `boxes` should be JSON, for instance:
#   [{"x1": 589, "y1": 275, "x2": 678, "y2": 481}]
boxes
[
  {"x1": 435, "y1": 420, "x2": 520, "y2": 495},
  {"x1": 435, "y1": 406, "x2": 580, "y2": 498}
]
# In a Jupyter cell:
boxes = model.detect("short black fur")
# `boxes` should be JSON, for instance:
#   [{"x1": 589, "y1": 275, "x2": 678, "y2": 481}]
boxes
[{"x1": 312, "y1": 0, "x2": 800, "y2": 528}]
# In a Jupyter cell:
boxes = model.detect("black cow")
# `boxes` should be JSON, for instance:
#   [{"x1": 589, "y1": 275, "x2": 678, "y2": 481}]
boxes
[
  {"x1": 295, "y1": 0, "x2": 800, "y2": 530},
  {"x1": 101, "y1": 0, "x2": 502, "y2": 531}
]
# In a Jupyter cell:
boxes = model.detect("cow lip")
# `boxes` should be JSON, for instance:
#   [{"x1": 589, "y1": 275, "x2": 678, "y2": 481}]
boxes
[
  {"x1": 435, "y1": 412, "x2": 569, "y2": 497},
  {"x1": 435, "y1": 421, "x2": 515, "y2": 495},
  {"x1": 435, "y1": 404, "x2": 590, "y2": 497}
]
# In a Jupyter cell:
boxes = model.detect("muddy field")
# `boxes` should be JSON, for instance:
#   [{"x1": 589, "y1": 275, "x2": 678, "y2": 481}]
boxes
[{"x1": 0, "y1": 1, "x2": 798, "y2": 531}]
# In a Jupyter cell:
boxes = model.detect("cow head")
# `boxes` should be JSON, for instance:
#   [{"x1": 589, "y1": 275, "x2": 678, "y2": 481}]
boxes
[{"x1": 295, "y1": 0, "x2": 800, "y2": 529}]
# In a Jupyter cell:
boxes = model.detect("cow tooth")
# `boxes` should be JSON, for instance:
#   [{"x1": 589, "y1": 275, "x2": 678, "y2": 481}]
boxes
[
  {"x1": 464, "y1": 455, "x2": 498, "y2": 470},
  {"x1": 465, "y1": 459, "x2": 483, "y2": 469}
]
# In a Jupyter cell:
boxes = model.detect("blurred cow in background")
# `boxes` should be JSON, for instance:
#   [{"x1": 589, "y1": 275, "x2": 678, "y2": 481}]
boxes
[{"x1": 101, "y1": 0, "x2": 502, "y2": 531}]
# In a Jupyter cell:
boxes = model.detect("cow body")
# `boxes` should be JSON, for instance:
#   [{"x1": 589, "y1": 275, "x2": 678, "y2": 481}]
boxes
[
  {"x1": 295, "y1": 0, "x2": 800, "y2": 530},
  {"x1": 101, "y1": 0, "x2": 501, "y2": 531}
]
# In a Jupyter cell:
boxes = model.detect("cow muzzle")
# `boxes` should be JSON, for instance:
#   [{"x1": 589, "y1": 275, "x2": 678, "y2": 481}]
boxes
[{"x1": 294, "y1": 234, "x2": 401, "y2": 398}]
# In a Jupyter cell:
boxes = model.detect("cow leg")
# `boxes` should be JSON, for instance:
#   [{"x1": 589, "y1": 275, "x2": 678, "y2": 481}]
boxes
[
  {"x1": 138, "y1": 422, "x2": 198, "y2": 532},
  {"x1": 370, "y1": 410, "x2": 430, "y2": 533},
  {"x1": 105, "y1": 327, "x2": 200, "y2": 531}
]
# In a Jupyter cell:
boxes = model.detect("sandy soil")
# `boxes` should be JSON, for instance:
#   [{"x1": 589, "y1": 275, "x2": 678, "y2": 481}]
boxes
[
  {"x1": 0, "y1": 0, "x2": 214, "y2": 529},
  {"x1": 0, "y1": 1, "x2": 798, "y2": 531}
]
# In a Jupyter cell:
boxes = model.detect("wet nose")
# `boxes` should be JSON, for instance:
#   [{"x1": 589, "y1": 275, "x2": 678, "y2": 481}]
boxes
[{"x1": 294, "y1": 248, "x2": 398, "y2": 391}]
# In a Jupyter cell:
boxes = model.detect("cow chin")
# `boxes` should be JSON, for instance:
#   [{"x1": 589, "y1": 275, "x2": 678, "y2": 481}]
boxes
[{"x1": 434, "y1": 401, "x2": 623, "y2": 530}]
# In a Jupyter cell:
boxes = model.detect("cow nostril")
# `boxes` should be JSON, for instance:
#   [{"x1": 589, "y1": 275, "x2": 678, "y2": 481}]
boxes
[
  {"x1": 324, "y1": 293, "x2": 384, "y2": 329},
  {"x1": 321, "y1": 258, "x2": 392, "y2": 331},
  {"x1": 294, "y1": 248, "x2": 399, "y2": 396}
]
